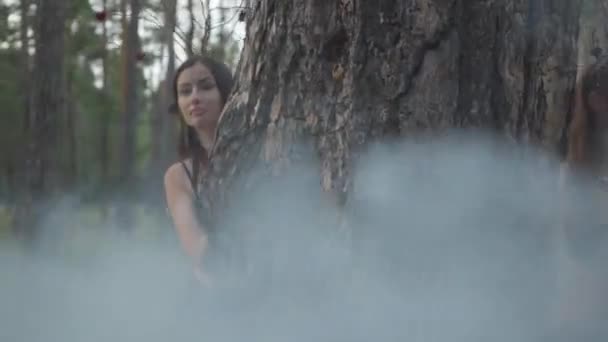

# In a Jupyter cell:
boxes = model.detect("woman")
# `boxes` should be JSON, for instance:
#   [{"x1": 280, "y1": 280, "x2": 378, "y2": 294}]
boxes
[
  {"x1": 555, "y1": 55, "x2": 608, "y2": 339},
  {"x1": 164, "y1": 55, "x2": 234, "y2": 286}
]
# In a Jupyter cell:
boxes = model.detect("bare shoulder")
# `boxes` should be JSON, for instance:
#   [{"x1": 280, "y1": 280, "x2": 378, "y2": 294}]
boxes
[{"x1": 164, "y1": 162, "x2": 189, "y2": 192}]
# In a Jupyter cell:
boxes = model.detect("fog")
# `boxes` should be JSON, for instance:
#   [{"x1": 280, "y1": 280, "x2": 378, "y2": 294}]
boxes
[{"x1": 1, "y1": 133, "x2": 606, "y2": 342}]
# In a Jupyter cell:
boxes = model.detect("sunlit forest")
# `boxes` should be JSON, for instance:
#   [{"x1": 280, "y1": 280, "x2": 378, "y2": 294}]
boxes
[{"x1": 2, "y1": 0, "x2": 608, "y2": 341}]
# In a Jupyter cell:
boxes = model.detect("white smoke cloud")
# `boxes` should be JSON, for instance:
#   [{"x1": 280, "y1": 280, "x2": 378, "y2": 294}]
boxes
[{"x1": 1, "y1": 131, "x2": 606, "y2": 342}]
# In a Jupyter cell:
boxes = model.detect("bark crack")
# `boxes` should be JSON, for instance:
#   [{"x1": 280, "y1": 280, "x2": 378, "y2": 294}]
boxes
[
  {"x1": 518, "y1": 1, "x2": 539, "y2": 140},
  {"x1": 393, "y1": 6, "x2": 457, "y2": 102},
  {"x1": 383, "y1": 3, "x2": 457, "y2": 134},
  {"x1": 490, "y1": 12, "x2": 505, "y2": 130}
]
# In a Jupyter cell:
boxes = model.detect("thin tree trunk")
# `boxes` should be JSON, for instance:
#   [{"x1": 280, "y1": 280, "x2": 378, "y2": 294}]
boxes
[
  {"x1": 14, "y1": 0, "x2": 67, "y2": 241},
  {"x1": 147, "y1": 0, "x2": 177, "y2": 209},
  {"x1": 151, "y1": 0, "x2": 177, "y2": 169},
  {"x1": 186, "y1": 0, "x2": 195, "y2": 57},
  {"x1": 19, "y1": 0, "x2": 30, "y2": 134},
  {"x1": 65, "y1": 71, "x2": 77, "y2": 187},
  {"x1": 99, "y1": 0, "x2": 111, "y2": 219},
  {"x1": 12, "y1": 0, "x2": 30, "y2": 212},
  {"x1": 150, "y1": 71, "x2": 165, "y2": 175},
  {"x1": 164, "y1": 0, "x2": 178, "y2": 166},
  {"x1": 200, "y1": 0, "x2": 211, "y2": 53},
  {"x1": 116, "y1": 0, "x2": 141, "y2": 231}
]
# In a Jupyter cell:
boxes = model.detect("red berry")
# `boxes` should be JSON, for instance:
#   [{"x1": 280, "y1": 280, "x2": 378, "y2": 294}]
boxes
[{"x1": 95, "y1": 10, "x2": 107, "y2": 22}]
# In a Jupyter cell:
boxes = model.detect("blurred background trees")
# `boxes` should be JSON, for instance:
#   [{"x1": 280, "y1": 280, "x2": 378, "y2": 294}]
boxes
[{"x1": 0, "y1": 0, "x2": 245, "y2": 243}]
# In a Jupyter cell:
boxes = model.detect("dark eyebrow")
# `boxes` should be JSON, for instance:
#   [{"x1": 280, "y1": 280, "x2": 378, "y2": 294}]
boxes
[
  {"x1": 178, "y1": 76, "x2": 213, "y2": 88},
  {"x1": 197, "y1": 76, "x2": 213, "y2": 83}
]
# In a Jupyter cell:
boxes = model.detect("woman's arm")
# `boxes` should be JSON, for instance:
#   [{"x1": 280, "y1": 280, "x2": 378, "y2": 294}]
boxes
[{"x1": 164, "y1": 163, "x2": 209, "y2": 271}]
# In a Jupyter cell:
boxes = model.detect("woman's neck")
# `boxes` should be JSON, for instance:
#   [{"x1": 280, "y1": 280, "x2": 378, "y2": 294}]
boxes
[{"x1": 196, "y1": 126, "x2": 216, "y2": 153}]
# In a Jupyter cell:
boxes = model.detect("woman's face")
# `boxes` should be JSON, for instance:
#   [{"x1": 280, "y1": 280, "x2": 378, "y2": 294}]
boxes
[{"x1": 176, "y1": 62, "x2": 223, "y2": 130}]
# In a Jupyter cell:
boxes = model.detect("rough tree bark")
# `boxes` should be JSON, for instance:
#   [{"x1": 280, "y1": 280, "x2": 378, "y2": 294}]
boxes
[
  {"x1": 194, "y1": 2, "x2": 586, "y2": 338},
  {"x1": 205, "y1": 0, "x2": 582, "y2": 215}
]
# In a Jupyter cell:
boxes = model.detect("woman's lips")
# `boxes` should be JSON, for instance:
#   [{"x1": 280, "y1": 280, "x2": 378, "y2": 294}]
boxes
[{"x1": 191, "y1": 108, "x2": 207, "y2": 117}]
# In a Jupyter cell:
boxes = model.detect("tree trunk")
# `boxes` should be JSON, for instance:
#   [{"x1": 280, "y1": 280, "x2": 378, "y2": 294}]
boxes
[
  {"x1": 164, "y1": 2, "x2": 178, "y2": 165},
  {"x1": 99, "y1": 0, "x2": 111, "y2": 219},
  {"x1": 14, "y1": 0, "x2": 67, "y2": 240},
  {"x1": 199, "y1": 1, "x2": 583, "y2": 338},
  {"x1": 200, "y1": 0, "x2": 212, "y2": 53},
  {"x1": 116, "y1": 0, "x2": 141, "y2": 230},
  {"x1": 65, "y1": 71, "x2": 77, "y2": 187},
  {"x1": 11, "y1": 0, "x2": 30, "y2": 209},
  {"x1": 19, "y1": 0, "x2": 30, "y2": 134},
  {"x1": 151, "y1": 0, "x2": 177, "y2": 168},
  {"x1": 206, "y1": 0, "x2": 582, "y2": 210},
  {"x1": 148, "y1": 0, "x2": 177, "y2": 208},
  {"x1": 186, "y1": 0, "x2": 195, "y2": 57},
  {"x1": 120, "y1": 0, "x2": 141, "y2": 182}
]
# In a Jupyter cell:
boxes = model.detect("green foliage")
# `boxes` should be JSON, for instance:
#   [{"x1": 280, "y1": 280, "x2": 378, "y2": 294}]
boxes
[
  {"x1": 0, "y1": 3, "x2": 20, "y2": 45},
  {"x1": 0, "y1": 0, "x2": 243, "y2": 240},
  {"x1": 0, "y1": 4, "x2": 10, "y2": 43}
]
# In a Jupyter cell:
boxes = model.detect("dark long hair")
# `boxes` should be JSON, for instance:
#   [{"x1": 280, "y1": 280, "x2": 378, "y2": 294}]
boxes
[
  {"x1": 566, "y1": 56, "x2": 608, "y2": 170},
  {"x1": 170, "y1": 55, "x2": 234, "y2": 186}
]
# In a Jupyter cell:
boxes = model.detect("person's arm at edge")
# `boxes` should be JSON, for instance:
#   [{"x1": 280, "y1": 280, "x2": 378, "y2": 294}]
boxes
[{"x1": 164, "y1": 163, "x2": 209, "y2": 271}]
